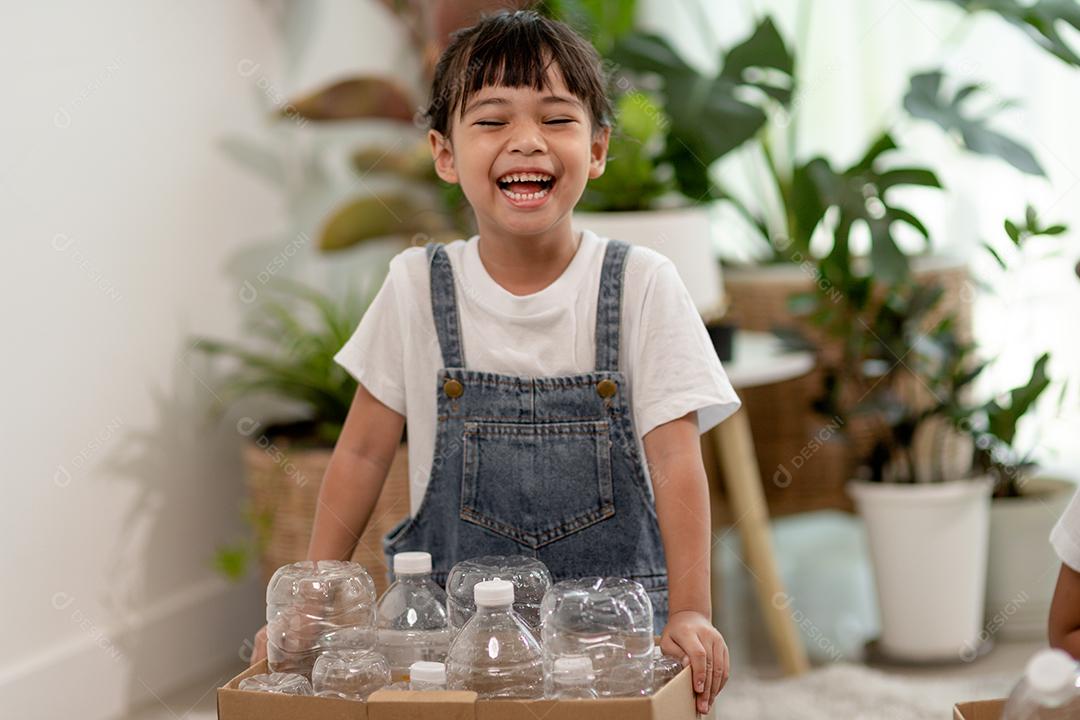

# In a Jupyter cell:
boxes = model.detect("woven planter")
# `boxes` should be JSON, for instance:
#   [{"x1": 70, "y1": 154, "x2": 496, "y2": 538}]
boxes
[
  {"x1": 243, "y1": 438, "x2": 411, "y2": 598},
  {"x1": 722, "y1": 256, "x2": 971, "y2": 516}
]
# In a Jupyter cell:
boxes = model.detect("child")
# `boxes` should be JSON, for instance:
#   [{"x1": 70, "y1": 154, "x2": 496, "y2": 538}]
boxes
[
  {"x1": 253, "y1": 10, "x2": 740, "y2": 712},
  {"x1": 1049, "y1": 484, "x2": 1080, "y2": 659}
]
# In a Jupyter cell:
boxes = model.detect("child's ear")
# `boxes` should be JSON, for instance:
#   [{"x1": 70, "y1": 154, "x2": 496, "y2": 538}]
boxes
[
  {"x1": 428, "y1": 129, "x2": 459, "y2": 184},
  {"x1": 588, "y1": 125, "x2": 611, "y2": 180}
]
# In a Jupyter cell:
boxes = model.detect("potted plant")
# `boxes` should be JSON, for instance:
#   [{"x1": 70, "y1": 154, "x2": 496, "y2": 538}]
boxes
[
  {"x1": 971, "y1": 207, "x2": 1076, "y2": 640},
  {"x1": 190, "y1": 280, "x2": 411, "y2": 597}
]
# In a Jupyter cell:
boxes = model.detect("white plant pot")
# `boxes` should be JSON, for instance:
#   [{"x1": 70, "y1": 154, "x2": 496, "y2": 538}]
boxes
[
  {"x1": 573, "y1": 206, "x2": 725, "y2": 319},
  {"x1": 848, "y1": 478, "x2": 993, "y2": 662},
  {"x1": 986, "y1": 475, "x2": 1076, "y2": 640}
]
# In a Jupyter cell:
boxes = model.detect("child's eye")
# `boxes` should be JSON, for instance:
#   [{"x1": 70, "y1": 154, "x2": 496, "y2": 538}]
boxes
[
  {"x1": 546, "y1": 118, "x2": 575, "y2": 124},
  {"x1": 475, "y1": 121, "x2": 504, "y2": 126}
]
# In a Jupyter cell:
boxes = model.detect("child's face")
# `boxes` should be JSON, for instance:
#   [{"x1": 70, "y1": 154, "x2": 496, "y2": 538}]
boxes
[{"x1": 428, "y1": 65, "x2": 610, "y2": 243}]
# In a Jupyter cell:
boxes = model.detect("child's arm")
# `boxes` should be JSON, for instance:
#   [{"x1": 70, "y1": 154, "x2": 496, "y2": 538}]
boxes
[
  {"x1": 250, "y1": 382, "x2": 405, "y2": 665},
  {"x1": 1049, "y1": 562, "x2": 1080, "y2": 660},
  {"x1": 644, "y1": 410, "x2": 729, "y2": 715},
  {"x1": 306, "y1": 382, "x2": 406, "y2": 560}
]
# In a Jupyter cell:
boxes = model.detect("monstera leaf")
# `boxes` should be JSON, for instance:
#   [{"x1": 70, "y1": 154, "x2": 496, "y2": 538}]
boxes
[
  {"x1": 609, "y1": 17, "x2": 794, "y2": 201},
  {"x1": 536, "y1": 0, "x2": 638, "y2": 55},
  {"x1": 791, "y1": 133, "x2": 942, "y2": 284},
  {"x1": 939, "y1": 0, "x2": 1080, "y2": 67},
  {"x1": 903, "y1": 70, "x2": 1045, "y2": 176}
]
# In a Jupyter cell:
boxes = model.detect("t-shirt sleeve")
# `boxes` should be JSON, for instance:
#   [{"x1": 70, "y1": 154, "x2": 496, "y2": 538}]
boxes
[
  {"x1": 332, "y1": 257, "x2": 408, "y2": 416},
  {"x1": 631, "y1": 257, "x2": 742, "y2": 438},
  {"x1": 1050, "y1": 485, "x2": 1080, "y2": 572}
]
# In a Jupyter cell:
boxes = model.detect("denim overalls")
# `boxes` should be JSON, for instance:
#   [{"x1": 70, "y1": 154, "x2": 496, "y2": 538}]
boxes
[{"x1": 383, "y1": 239, "x2": 669, "y2": 633}]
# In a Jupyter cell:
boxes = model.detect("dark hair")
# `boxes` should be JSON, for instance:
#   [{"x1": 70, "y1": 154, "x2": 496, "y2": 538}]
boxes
[{"x1": 422, "y1": 9, "x2": 613, "y2": 138}]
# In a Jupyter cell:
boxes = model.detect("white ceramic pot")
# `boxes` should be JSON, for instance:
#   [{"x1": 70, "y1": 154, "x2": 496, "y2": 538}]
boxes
[
  {"x1": 848, "y1": 477, "x2": 993, "y2": 662},
  {"x1": 986, "y1": 475, "x2": 1076, "y2": 640},
  {"x1": 573, "y1": 206, "x2": 725, "y2": 319}
]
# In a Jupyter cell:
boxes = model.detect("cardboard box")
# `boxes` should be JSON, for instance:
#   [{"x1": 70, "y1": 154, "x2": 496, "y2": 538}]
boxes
[
  {"x1": 219, "y1": 659, "x2": 699, "y2": 720},
  {"x1": 953, "y1": 699, "x2": 1006, "y2": 720}
]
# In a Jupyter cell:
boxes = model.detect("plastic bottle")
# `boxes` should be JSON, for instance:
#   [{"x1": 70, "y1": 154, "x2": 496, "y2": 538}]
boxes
[
  {"x1": 1003, "y1": 649, "x2": 1080, "y2": 719},
  {"x1": 311, "y1": 648, "x2": 391, "y2": 701},
  {"x1": 376, "y1": 552, "x2": 452, "y2": 681},
  {"x1": 409, "y1": 660, "x2": 448, "y2": 691},
  {"x1": 445, "y1": 555, "x2": 552, "y2": 635},
  {"x1": 539, "y1": 576, "x2": 654, "y2": 697},
  {"x1": 238, "y1": 672, "x2": 313, "y2": 695},
  {"x1": 446, "y1": 579, "x2": 544, "y2": 698},
  {"x1": 650, "y1": 646, "x2": 684, "y2": 692},
  {"x1": 265, "y1": 560, "x2": 377, "y2": 677},
  {"x1": 548, "y1": 656, "x2": 599, "y2": 699}
]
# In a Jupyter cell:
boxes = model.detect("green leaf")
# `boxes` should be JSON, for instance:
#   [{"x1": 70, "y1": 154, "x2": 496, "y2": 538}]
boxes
[
  {"x1": 903, "y1": 70, "x2": 1045, "y2": 176},
  {"x1": 1004, "y1": 218, "x2": 1021, "y2": 244},
  {"x1": 983, "y1": 241, "x2": 1007, "y2": 269},
  {"x1": 938, "y1": 0, "x2": 1080, "y2": 67},
  {"x1": 984, "y1": 352, "x2": 1052, "y2": 445},
  {"x1": 319, "y1": 195, "x2": 450, "y2": 251}
]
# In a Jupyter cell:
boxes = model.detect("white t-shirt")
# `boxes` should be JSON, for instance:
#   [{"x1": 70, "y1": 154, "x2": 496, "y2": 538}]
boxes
[
  {"x1": 333, "y1": 228, "x2": 742, "y2": 516},
  {"x1": 1051, "y1": 485, "x2": 1080, "y2": 572}
]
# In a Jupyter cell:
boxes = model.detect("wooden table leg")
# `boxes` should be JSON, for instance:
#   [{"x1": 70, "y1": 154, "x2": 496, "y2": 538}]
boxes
[{"x1": 712, "y1": 408, "x2": 810, "y2": 676}]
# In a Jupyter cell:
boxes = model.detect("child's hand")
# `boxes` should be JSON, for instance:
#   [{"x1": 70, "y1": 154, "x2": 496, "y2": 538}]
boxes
[{"x1": 660, "y1": 610, "x2": 729, "y2": 715}]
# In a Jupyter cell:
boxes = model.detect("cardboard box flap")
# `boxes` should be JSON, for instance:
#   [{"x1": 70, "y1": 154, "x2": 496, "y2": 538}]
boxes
[
  {"x1": 953, "y1": 699, "x2": 1006, "y2": 720},
  {"x1": 368, "y1": 688, "x2": 476, "y2": 720}
]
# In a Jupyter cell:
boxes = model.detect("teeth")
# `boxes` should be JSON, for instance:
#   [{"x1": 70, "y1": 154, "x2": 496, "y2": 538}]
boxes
[
  {"x1": 500, "y1": 185, "x2": 550, "y2": 202},
  {"x1": 498, "y1": 172, "x2": 553, "y2": 183}
]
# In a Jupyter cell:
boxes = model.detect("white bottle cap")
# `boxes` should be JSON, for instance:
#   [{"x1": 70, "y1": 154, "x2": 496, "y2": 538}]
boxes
[
  {"x1": 474, "y1": 579, "x2": 514, "y2": 606},
  {"x1": 409, "y1": 661, "x2": 446, "y2": 684},
  {"x1": 553, "y1": 655, "x2": 594, "y2": 679},
  {"x1": 1026, "y1": 649, "x2": 1079, "y2": 706},
  {"x1": 394, "y1": 551, "x2": 432, "y2": 575}
]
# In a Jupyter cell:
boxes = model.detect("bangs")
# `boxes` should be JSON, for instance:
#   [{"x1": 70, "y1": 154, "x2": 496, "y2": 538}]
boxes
[{"x1": 425, "y1": 10, "x2": 612, "y2": 136}]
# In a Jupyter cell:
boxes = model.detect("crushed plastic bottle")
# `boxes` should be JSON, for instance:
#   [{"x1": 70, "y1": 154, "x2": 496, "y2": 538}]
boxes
[
  {"x1": 265, "y1": 560, "x2": 377, "y2": 677},
  {"x1": 650, "y1": 646, "x2": 684, "y2": 692},
  {"x1": 238, "y1": 672, "x2": 313, "y2": 695},
  {"x1": 409, "y1": 660, "x2": 448, "y2": 691},
  {"x1": 1003, "y1": 648, "x2": 1080, "y2": 719},
  {"x1": 540, "y1": 576, "x2": 654, "y2": 697},
  {"x1": 446, "y1": 579, "x2": 544, "y2": 698},
  {"x1": 376, "y1": 552, "x2": 451, "y2": 682},
  {"x1": 446, "y1": 555, "x2": 551, "y2": 634},
  {"x1": 548, "y1": 656, "x2": 599, "y2": 699},
  {"x1": 311, "y1": 648, "x2": 391, "y2": 701}
]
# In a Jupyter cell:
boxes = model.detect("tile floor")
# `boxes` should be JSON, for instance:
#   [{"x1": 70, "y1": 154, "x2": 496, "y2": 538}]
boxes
[{"x1": 121, "y1": 511, "x2": 1046, "y2": 719}]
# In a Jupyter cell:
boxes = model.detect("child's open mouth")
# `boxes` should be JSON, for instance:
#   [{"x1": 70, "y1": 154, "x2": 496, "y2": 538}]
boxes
[{"x1": 496, "y1": 171, "x2": 556, "y2": 207}]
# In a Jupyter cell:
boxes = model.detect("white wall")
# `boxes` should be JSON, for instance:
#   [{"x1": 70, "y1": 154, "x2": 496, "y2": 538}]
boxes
[{"x1": 0, "y1": 2, "x2": 408, "y2": 718}]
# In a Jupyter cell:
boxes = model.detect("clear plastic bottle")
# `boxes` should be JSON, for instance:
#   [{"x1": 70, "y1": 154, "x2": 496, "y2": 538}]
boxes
[
  {"x1": 548, "y1": 656, "x2": 599, "y2": 699},
  {"x1": 409, "y1": 660, "x2": 448, "y2": 690},
  {"x1": 376, "y1": 552, "x2": 452, "y2": 681},
  {"x1": 1003, "y1": 649, "x2": 1080, "y2": 719},
  {"x1": 311, "y1": 648, "x2": 391, "y2": 701},
  {"x1": 446, "y1": 579, "x2": 544, "y2": 698},
  {"x1": 445, "y1": 555, "x2": 552, "y2": 635},
  {"x1": 238, "y1": 672, "x2": 313, "y2": 695},
  {"x1": 539, "y1": 576, "x2": 654, "y2": 697},
  {"x1": 265, "y1": 560, "x2": 377, "y2": 676},
  {"x1": 650, "y1": 646, "x2": 684, "y2": 692}
]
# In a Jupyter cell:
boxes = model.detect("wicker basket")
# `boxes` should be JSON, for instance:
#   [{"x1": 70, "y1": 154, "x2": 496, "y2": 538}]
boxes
[
  {"x1": 721, "y1": 257, "x2": 971, "y2": 516},
  {"x1": 243, "y1": 439, "x2": 411, "y2": 598}
]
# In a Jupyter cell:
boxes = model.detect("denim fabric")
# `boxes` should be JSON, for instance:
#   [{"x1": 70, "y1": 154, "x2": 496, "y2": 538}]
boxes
[{"x1": 383, "y1": 239, "x2": 669, "y2": 634}]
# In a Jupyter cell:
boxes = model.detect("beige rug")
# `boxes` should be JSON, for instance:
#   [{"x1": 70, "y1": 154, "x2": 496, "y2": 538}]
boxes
[{"x1": 710, "y1": 663, "x2": 1016, "y2": 719}]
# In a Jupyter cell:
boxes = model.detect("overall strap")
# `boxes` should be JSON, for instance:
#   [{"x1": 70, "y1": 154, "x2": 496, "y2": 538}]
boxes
[
  {"x1": 594, "y1": 239, "x2": 631, "y2": 373},
  {"x1": 426, "y1": 242, "x2": 465, "y2": 368}
]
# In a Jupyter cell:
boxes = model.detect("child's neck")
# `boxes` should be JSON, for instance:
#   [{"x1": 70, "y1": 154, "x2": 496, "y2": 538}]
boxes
[{"x1": 476, "y1": 223, "x2": 582, "y2": 297}]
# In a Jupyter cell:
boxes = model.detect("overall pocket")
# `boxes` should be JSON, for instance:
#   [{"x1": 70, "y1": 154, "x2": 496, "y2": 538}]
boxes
[{"x1": 460, "y1": 419, "x2": 615, "y2": 548}]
